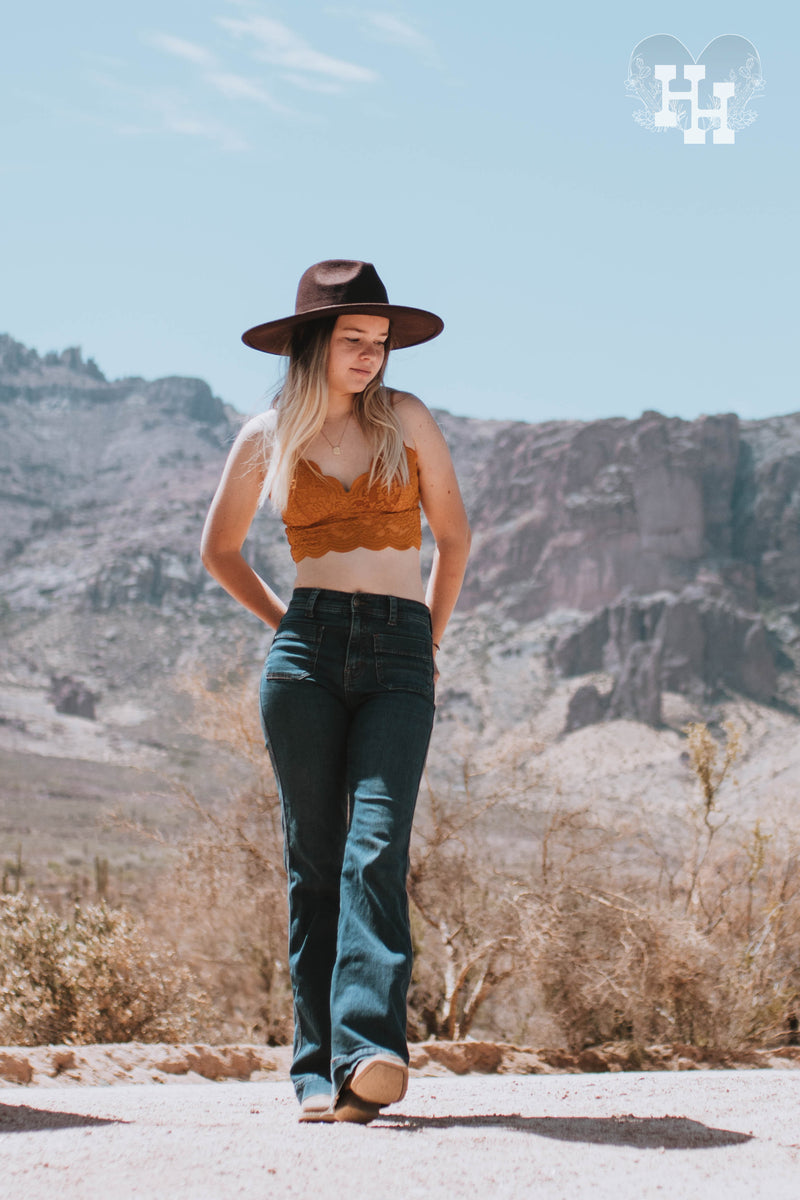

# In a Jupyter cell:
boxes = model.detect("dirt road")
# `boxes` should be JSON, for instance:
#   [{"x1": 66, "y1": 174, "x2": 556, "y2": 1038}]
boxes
[{"x1": 3, "y1": 1071, "x2": 799, "y2": 1199}]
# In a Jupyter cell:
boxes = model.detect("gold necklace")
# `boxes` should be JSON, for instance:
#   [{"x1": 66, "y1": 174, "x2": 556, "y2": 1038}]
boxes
[{"x1": 320, "y1": 409, "x2": 353, "y2": 456}]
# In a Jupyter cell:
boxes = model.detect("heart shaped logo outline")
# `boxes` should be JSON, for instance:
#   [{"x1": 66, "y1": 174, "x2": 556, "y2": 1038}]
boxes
[{"x1": 626, "y1": 34, "x2": 764, "y2": 143}]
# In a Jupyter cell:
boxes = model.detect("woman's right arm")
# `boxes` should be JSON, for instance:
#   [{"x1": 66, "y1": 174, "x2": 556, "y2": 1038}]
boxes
[{"x1": 200, "y1": 416, "x2": 287, "y2": 629}]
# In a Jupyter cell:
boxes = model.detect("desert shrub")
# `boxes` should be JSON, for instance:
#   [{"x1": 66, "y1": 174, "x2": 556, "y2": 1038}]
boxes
[
  {"x1": 531, "y1": 842, "x2": 800, "y2": 1051},
  {"x1": 0, "y1": 892, "x2": 202, "y2": 1045},
  {"x1": 143, "y1": 668, "x2": 293, "y2": 1044},
  {"x1": 408, "y1": 847, "x2": 522, "y2": 1040},
  {"x1": 147, "y1": 669, "x2": 800, "y2": 1054},
  {"x1": 527, "y1": 723, "x2": 800, "y2": 1051},
  {"x1": 407, "y1": 763, "x2": 530, "y2": 1041},
  {"x1": 146, "y1": 783, "x2": 293, "y2": 1044},
  {"x1": 165, "y1": 673, "x2": 530, "y2": 1045},
  {"x1": 533, "y1": 887, "x2": 732, "y2": 1047}
]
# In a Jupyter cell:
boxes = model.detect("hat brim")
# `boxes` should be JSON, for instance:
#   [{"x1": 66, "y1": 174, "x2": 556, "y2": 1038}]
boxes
[{"x1": 241, "y1": 303, "x2": 443, "y2": 355}]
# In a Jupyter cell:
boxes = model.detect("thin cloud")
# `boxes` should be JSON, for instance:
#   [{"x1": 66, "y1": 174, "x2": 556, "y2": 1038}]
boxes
[
  {"x1": 146, "y1": 88, "x2": 249, "y2": 150},
  {"x1": 88, "y1": 71, "x2": 249, "y2": 151},
  {"x1": 328, "y1": 8, "x2": 443, "y2": 70},
  {"x1": 206, "y1": 71, "x2": 288, "y2": 111},
  {"x1": 281, "y1": 73, "x2": 344, "y2": 95},
  {"x1": 145, "y1": 32, "x2": 216, "y2": 67},
  {"x1": 131, "y1": 13, "x2": 364, "y2": 145},
  {"x1": 160, "y1": 111, "x2": 249, "y2": 151},
  {"x1": 362, "y1": 12, "x2": 434, "y2": 58},
  {"x1": 217, "y1": 15, "x2": 378, "y2": 85}
]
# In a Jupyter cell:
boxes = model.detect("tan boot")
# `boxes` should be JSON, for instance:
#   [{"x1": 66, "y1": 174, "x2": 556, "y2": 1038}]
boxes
[
  {"x1": 332, "y1": 1088, "x2": 381, "y2": 1124},
  {"x1": 298, "y1": 1094, "x2": 335, "y2": 1123},
  {"x1": 348, "y1": 1055, "x2": 408, "y2": 1106}
]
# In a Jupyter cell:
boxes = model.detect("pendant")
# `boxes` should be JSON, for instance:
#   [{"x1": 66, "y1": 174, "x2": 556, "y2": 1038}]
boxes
[{"x1": 332, "y1": 446, "x2": 341, "y2": 455}]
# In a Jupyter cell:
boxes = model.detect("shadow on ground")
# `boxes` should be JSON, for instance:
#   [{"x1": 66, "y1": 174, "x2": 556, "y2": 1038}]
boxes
[
  {"x1": 0, "y1": 1104, "x2": 125, "y2": 1135},
  {"x1": 380, "y1": 1114, "x2": 752, "y2": 1150}
]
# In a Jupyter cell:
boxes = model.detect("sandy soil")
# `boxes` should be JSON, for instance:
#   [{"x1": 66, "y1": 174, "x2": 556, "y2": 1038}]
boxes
[{"x1": 2, "y1": 1071, "x2": 799, "y2": 1199}]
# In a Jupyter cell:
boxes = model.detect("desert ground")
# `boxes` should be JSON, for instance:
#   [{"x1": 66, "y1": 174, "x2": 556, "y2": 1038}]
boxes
[{"x1": 2, "y1": 1068, "x2": 799, "y2": 1200}]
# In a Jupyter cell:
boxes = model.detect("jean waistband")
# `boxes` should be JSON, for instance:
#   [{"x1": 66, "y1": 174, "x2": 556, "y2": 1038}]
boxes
[{"x1": 287, "y1": 587, "x2": 431, "y2": 628}]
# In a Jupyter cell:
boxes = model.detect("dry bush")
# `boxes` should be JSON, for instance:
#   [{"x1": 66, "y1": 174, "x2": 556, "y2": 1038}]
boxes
[
  {"x1": 143, "y1": 666, "x2": 800, "y2": 1056},
  {"x1": 532, "y1": 886, "x2": 735, "y2": 1048},
  {"x1": 527, "y1": 722, "x2": 800, "y2": 1051},
  {"x1": 163, "y1": 672, "x2": 536, "y2": 1045},
  {"x1": 144, "y1": 668, "x2": 292, "y2": 1043},
  {"x1": 162, "y1": 671, "x2": 531, "y2": 1045},
  {"x1": 407, "y1": 760, "x2": 530, "y2": 1041},
  {"x1": 530, "y1": 843, "x2": 800, "y2": 1051},
  {"x1": 408, "y1": 849, "x2": 521, "y2": 1041},
  {"x1": 179, "y1": 662, "x2": 269, "y2": 779},
  {"x1": 0, "y1": 892, "x2": 201, "y2": 1045},
  {"x1": 146, "y1": 782, "x2": 292, "y2": 1044}
]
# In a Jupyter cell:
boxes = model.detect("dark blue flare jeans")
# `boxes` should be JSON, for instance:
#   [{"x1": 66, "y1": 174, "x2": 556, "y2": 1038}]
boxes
[{"x1": 259, "y1": 587, "x2": 435, "y2": 1105}]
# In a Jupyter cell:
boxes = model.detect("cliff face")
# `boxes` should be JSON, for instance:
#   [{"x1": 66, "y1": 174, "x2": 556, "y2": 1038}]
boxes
[
  {"x1": 459, "y1": 408, "x2": 800, "y2": 621},
  {"x1": 0, "y1": 335, "x2": 233, "y2": 611},
  {"x1": 1, "y1": 334, "x2": 799, "y2": 727},
  {"x1": 732, "y1": 415, "x2": 800, "y2": 606}
]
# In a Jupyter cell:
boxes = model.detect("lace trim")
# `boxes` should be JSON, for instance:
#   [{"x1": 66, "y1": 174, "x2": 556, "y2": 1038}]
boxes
[
  {"x1": 283, "y1": 445, "x2": 421, "y2": 563},
  {"x1": 287, "y1": 511, "x2": 422, "y2": 561}
]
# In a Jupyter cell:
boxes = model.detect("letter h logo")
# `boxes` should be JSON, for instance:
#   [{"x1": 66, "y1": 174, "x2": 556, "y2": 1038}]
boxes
[{"x1": 654, "y1": 64, "x2": 735, "y2": 143}]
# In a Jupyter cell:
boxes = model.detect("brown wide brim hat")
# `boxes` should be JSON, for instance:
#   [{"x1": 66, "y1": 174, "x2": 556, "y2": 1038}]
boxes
[{"x1": 241, "y1": 260, "x2": 444, "y2": 355}]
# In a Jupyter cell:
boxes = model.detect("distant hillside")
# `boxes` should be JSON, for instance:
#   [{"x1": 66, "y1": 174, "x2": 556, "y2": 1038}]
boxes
[
  {"x1": 2, "y1": 333, "x2": 798, "y2": 699},
  {"x1": 1, "y1": 334, "x2": 799, "y2": 898}
]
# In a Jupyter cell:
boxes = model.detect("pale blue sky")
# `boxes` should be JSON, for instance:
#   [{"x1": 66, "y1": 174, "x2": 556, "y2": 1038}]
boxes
[{"x1": 2, "y1": 2, "x2": 795, "y2": 422}]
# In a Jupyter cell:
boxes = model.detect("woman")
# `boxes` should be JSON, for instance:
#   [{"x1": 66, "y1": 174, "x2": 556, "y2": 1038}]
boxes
[{"x1": 200, "y1": 260, "x2": 470, "y2": 1123}]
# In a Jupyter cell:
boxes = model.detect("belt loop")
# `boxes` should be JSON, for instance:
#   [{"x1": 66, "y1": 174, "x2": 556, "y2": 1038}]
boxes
[
  {"x1": 388, "y1": 595, "x2": 397, "y2": 626},
  {"x1": 305, "y1": 588, "x2": 320, "y2": 617}
]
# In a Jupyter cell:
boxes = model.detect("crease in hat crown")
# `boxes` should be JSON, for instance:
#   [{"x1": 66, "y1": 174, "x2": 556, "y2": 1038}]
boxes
[{"x1": 242, "y1": 260, "x2": 444, "y2": 355}]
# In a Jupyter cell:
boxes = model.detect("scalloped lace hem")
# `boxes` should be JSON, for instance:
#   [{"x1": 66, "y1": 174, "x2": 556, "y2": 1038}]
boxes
[{"x1": 288, "y1": 519, "x2": 422, "y2": 562}]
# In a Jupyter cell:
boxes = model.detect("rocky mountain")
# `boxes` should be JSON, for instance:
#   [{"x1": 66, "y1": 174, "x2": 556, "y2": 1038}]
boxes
[
  {"x1": 1, "y1": 334, "x2": 799, "y2": 891},
  {"x1": 3, "y1": 332, "x2": 799, "y2": 707}
]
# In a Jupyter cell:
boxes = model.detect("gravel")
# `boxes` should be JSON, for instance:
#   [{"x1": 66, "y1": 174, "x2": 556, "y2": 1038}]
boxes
[{"x1": 2, "y1": 1071, "x2": 800, "y2": 1199}]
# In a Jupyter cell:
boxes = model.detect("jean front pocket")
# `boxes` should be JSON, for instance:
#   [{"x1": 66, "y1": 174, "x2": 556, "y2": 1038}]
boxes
[
  {"x1": 374, "y1": 631, "x2": 434, "y2": 698},
  {"x1": 264, "y1": 619, "x2": 323, "y2": 681}
]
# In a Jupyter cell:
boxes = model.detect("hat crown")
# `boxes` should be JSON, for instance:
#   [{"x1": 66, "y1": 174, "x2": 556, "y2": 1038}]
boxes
[
  {"x1": 241, "y1": 259, "x2": 442, "y2": 354},
  {"x1": 295, "y1": 260, "x2": 389, "y2": 315}
]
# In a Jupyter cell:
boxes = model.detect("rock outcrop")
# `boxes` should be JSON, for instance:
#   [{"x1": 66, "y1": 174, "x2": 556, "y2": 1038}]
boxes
[
  {"x1": 460, "y1": 410, "x2": 759, "y2": 619},
  {"x1": 1, "y1": 334, "x2": 798, "y2": 733},
  {"x1": 47, "y1": 675, "x2": 100, "y2": 720},
  {"x1": 556, "y1": 587, "x2": 778, "y2": 728}
]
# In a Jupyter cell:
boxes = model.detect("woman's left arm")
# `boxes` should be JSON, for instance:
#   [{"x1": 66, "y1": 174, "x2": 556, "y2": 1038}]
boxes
[{"x1": 398, "y1": 395, "x2": 471, "y2": 648}]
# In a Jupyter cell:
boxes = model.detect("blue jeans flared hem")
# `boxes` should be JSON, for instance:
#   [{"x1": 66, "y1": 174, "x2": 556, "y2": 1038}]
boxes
[{"x1": 259, "y1": 588, "x2": 435, "y2": 1104}]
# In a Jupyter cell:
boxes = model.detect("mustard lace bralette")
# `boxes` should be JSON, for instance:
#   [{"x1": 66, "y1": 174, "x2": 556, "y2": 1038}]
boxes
[{"x1": 282, "y1": 445, "x2": 422, "y2": 563}]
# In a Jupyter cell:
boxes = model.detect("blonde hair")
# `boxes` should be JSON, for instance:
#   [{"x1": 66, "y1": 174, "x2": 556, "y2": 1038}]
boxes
[{"x1": 259, "y1": 317, "x2": 408, "y2": 514}]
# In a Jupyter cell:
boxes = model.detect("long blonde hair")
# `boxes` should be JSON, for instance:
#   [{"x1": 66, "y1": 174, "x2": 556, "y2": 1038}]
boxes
[{"x1": 258, "y1": 316, "x2": 409, "y2": 514}]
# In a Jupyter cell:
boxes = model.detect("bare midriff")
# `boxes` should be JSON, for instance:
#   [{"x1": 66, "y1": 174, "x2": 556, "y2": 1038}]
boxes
[{"x1": 292, "y1": 544, "x2": 426, "y2": 603}]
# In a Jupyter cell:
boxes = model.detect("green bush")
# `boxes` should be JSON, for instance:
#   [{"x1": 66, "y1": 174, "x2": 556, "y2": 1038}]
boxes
[{"x1": 0, "y1": 892, "x2": 204, "y2": 1045}]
